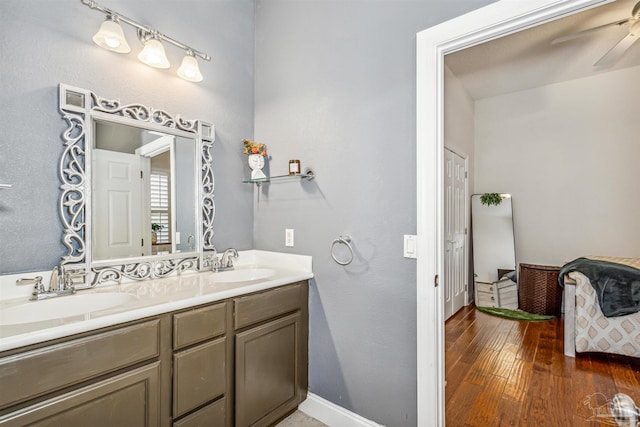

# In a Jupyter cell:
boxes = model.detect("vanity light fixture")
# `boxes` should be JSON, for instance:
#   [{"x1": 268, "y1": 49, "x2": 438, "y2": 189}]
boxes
[
  {"x1": 138, "y1": 33, "x2": 171, "y2": 69},
  {"x1": 81, "y1": 0, "x2": 211, "y2": 82},
  {"x1": 177, "y1": 51, "x2": 204, "y2": 82},
  {"x1": 92, "y1": 15, "x2": 130, "y2": 53}
]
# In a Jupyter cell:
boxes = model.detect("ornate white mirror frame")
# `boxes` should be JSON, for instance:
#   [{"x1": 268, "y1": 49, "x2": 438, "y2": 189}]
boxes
[{"x1": 58, "y1": 83, "x2": 215, "y2": 287}]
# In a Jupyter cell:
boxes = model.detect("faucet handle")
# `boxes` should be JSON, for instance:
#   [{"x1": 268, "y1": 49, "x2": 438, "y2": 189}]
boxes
[
  {"x1": 203, "y1": 251, "x2": 220, "y2": 270},
  {"x1": 16, "y1": 276, "x2": 45, "y2": 292}
]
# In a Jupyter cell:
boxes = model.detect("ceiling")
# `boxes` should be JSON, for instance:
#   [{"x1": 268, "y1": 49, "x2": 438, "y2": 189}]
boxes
[{"x1": 445, "y1": 0, "x2": 640, "y2": 100}]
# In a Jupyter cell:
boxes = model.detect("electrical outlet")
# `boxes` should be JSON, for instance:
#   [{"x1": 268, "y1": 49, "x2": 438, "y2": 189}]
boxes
[{"x1": 285, "y1": 229, "x2": 294, "y2": 247}]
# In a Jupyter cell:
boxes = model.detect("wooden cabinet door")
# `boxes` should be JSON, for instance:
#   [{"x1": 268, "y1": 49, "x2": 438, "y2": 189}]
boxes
[
  {"x1": 173, "y1": 337, "x2": 226, "y2": 418},
  {"x1": 0, "y1": 363, "x2": 160, "y2": 427},
  {"x1": 235, "y1": 312, "x2": 302, "y2": 427}
]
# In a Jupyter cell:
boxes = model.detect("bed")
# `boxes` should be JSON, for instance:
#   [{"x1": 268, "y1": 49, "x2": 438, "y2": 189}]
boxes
[{"x1": 562, "y1": 256, "x2": 640, "y2": 358}]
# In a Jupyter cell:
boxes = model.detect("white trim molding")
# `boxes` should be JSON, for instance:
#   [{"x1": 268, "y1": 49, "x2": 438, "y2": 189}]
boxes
[
  {"x1": 299, "y1": 393, "x2": 385, "y2": 427},
  {"x1": 415, "y1": 0, "x2": 614, "y2": 425}
]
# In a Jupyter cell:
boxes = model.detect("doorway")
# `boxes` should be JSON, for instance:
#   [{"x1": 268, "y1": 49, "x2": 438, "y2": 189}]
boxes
[{"x1": 415, "y1": 1, "x2": 615, "y2": 425}]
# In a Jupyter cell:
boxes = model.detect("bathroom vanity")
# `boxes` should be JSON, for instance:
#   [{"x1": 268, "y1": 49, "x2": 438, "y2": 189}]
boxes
[
  {"x1": 0, "y1": 85, "x2": 312, "y2": 425},
  {"x1": 0, "y1": 264, "x2": 310, "y2": 427}
]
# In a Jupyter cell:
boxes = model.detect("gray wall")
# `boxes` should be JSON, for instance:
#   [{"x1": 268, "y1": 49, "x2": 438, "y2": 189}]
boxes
[
  {"x1": 1, "y1": 0, "x2": 500, "y2": 424},
  {"x1": 0, "y1": 0, "x2": 255, "y2": 274},
  {"x1": 175, "y1": 136, "x2": 197, "y2": 253},
  {"x1": 254, "y1": 1, "x2": 495, "y2": 425}
]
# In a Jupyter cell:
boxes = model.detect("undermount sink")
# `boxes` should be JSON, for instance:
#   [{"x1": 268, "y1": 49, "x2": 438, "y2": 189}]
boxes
[
  {"x1": 210, "y1": 268, "x2": 275, "y2": 283},
  {"x1": 0, "y1": 293, "x2": 137, "y2": 326}
]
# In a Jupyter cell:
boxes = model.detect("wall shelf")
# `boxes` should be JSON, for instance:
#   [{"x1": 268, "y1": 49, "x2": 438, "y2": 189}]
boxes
[{"x1": 243, "y1": 169, "x2": 315, "y2": 185}]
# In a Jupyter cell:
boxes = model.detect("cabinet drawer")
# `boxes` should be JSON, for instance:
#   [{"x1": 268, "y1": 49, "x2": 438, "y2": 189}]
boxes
[
  {"x1": 476, "y1": 282, "x2": 494, "y2": 293},
  {"x1": 173, "y1": 302, "x2": 227, "y2": 350},
  {"x1": 173, "y1": 337, "x2": 226, "y2": 418},
  {"x1": 0, "y1": 319, "x2": 160, "y2": 410},
  {"x1": 476, "y1": 291, "x2": 496, "y2": 307},
  {"x1": 173, "y1": 398, "x2": 225, "y2": 427},
  {"x1": 0, "y1": 362, "x2": 160, "y2": 427},
  {"x1": 234, "y1": 283, "x2": 302, "y2": 330}
]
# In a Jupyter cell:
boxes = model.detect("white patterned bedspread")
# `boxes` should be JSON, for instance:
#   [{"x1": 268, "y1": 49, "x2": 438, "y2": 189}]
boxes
[{"x1": 570, "y1": 256, "x2": 640, "y2": 357}]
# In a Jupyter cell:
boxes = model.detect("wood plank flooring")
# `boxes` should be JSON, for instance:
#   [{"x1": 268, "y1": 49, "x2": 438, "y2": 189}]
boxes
[{"x1": 445, "y1": 305, "x2": 640, "y2": 427}]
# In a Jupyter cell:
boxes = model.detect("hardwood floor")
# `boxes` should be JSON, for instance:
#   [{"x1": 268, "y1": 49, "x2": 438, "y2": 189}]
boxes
[{"x1": 445, "y1": 305, "x2": 640, "y2": 427}]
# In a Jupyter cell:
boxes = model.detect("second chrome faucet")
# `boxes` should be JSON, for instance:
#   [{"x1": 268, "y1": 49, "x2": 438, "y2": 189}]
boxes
[{"x1": 204, "y1": 248, "x2": 239, "y2": 272}]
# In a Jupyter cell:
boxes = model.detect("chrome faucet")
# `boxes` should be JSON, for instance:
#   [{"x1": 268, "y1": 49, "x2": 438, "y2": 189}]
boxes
[
  {"x1": 219, "y1": 248, "x2": 238, "y2": 271},
  {"x1": 16, "y1": 267, "x2": 76, "y2": 301}
]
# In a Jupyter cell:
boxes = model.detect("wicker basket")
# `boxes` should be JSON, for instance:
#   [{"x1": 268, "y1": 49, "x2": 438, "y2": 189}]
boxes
[{"x1": 518, "y1": 263, "x2": 562, "y2": 316}]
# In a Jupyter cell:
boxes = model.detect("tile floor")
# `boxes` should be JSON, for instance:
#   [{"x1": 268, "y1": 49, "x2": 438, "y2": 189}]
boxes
[{"x1": 276, "y1": 410, "x2": 328, "y2": 426}]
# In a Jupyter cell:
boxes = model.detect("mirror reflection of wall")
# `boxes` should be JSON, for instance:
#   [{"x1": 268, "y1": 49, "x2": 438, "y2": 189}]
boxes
[
  {"x1": 150, "y1": 151, "x2": 171, "y2": 255},
  {"x1": 471, "y1": 194, "x2": 516, "y2": 283}
]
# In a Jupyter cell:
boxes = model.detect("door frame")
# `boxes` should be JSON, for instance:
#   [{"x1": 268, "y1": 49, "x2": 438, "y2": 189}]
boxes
[{"x1": 415, "y1": 0, "x2": 614, "y2": 424}]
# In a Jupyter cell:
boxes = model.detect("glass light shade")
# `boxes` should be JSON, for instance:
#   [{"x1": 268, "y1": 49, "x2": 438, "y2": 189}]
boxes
[
  {"x1": 92, "y1": 19, "x2": 131, "y2": 53},
  {"x1": 137, "y1": 39, "x2": 170, "y2": 69},
  {"x1": 177, "y1": 55, "x2": 203, "y2": 82}
]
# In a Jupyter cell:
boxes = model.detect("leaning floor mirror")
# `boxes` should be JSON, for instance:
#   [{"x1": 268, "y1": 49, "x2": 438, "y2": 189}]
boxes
[
  {"x1": 58, "y1": 83, "x2": 216, "y2": 287},
  {"x1": 471, "y1": 193, "x2": 517, "y2": 308}
]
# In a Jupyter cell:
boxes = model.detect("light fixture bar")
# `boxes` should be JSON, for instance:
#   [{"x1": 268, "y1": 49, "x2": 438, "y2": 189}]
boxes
[{"x1": 80, "y1": 0, "x2": 211, "y2": 62}]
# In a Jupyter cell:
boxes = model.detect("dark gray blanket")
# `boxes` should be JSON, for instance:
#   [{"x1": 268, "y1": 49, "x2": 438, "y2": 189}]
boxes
[{"x1": 559, "y1": 257, "x2": 640, "y2": 318}]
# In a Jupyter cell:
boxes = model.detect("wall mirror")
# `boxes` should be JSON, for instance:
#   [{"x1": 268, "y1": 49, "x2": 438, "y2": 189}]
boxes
[
  {"x1": 471, "y1": 194, "x2": 516, "y2": 285},
  {"x1": 58, "y1": 84, "x2": 215, "y2": 287}
]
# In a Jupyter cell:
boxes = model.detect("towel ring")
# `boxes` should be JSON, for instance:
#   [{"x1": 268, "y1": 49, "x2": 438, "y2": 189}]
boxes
[{"x1": 331, "y1": 234, "x2": 353, "y2": 266}]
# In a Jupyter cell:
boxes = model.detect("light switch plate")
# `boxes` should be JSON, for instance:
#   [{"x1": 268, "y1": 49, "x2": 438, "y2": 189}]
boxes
[
  {"x1": 285, "y1": 229, "x2": 294, "y2": 247},
  {"x1": 404, "y1": 234, "x2": 417, "y2": 258}
]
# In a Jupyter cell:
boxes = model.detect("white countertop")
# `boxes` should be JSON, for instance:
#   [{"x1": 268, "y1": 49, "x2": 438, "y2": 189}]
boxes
[{"x1": 0, "y1": 250, "x2": 313, "y2": 352}]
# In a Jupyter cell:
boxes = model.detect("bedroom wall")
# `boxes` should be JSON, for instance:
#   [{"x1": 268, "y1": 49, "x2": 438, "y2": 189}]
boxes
[
  {"x1": 474, "y1": 65, "x2": 640, "y2": 267},
  {"x1": 445, "y1": 65, "x2": 475, "y2": 190},
  {"x1": 444, "y1": 64, "x2": 476, "y2": 297}
]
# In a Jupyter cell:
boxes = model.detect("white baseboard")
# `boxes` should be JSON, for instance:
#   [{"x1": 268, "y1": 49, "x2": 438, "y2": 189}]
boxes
[{"x1": 299, "y1": 393, "x2": 385, "y2": 427}]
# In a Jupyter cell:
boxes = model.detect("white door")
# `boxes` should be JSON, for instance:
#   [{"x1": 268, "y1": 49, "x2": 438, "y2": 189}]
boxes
[
  {"x1": 93, "y1": 149, "x2": 146, "y2": 260},
  {"x1": 444, "y1": 148, "x2": 467, "y2": 320}
]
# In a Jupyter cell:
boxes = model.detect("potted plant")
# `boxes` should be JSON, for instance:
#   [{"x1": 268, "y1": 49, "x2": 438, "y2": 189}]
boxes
[
  {"x1": 242, "y1": 139, "x2": 268, "y2": 179},
  {"x1": 480, "y1": 193, "x2": 503, "y2": 206},
  {"x1": 151, "y1": 223, "x2": 164, "y2": 244}
]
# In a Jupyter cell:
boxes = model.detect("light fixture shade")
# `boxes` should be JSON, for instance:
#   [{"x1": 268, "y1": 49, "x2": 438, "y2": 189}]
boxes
[
  {"x1": 92, "y1": 19, "x2": 131, "y2": 53},
  {"x1": 138, "y1": 39, "x2": 170, "y2": 69},
  {"x1": 177, "y1": 54, "x2": 203, "y2": 82}
]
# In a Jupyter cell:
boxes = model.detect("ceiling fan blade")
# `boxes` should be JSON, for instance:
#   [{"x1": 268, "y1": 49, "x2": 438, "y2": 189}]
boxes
[
  {"x1": 552, "y1": 18, "x2": 629, "y2": 44},
  {"x1": 595, "y1": 32, "x2": 639, "y2": 66}
]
